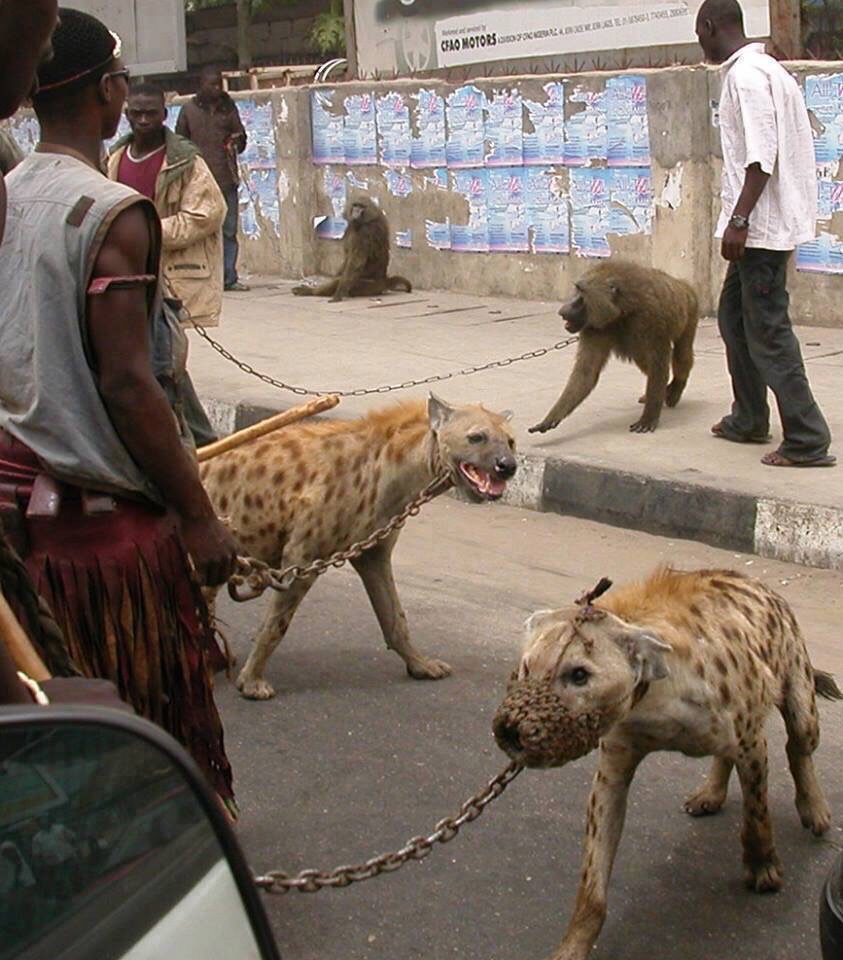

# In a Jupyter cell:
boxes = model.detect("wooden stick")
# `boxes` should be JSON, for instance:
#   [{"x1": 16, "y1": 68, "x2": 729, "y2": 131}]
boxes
[
  {"x1": 197, "y1": 394, "x2": 340, "y2": 463},
  {"x1": 0, "y1": 589, "x2": 50, "y2": 681}
]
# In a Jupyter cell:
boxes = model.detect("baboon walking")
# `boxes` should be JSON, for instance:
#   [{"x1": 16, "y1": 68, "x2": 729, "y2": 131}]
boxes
[
  {"x1": 293, "y1": 197, "x2": 411, "y2": 303},
  {"x1": 530, "y1": 261, "x2": 699, "y2": 434}
]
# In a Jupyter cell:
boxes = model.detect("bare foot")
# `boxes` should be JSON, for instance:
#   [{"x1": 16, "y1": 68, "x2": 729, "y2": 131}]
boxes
[{"x1": 406, "y1": 657, "x2": 452, "y2": 680}]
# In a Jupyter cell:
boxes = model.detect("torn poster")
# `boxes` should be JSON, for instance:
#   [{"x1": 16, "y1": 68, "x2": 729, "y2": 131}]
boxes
[
  {"x1": 488, "y1": 167, "x2": 529, "y2": 253},
  {"x1": 425, "y1": 219, "x2": 452, "y2": 249},
  {"x1": 797, "y1": 231, "x2": 843, "y2": 274},
  {"x1": 396, "y1": 229, "x2": 413, "y2": 249},
  {"x1": 377, "y1": 91, "x2": 412, "y2": 167},
  {"x1": 609, "y1": 168, "x2": 653, "y2": 237},
  {"x1": 523, "y1": 81, "x2": 565, "y2": 166},
  {"x1": 237, "y1": 101, "x2": 280, "y2": 238},
  {"x1": 343, "y1": 93, "x2": 377, "y2": 165},
  {"x1": 311, "y1": 89, "x2": 345, "y2": 164},
  {"x1": 485, "y1": 89, "x2": 524, "y2": 167},
  {"x1": 570, "y1": 168, "x2": 611, "y2": 257},
  {"x1": 804, "y1": 73, "x2": 843, "y2": 164},
  {"x1": 565, "y1": 87, "x2": 608, "y2": 167},
  {"x1": 451, "y1": 169, "x2": 490, "y2": 252},
  {"x1": 411, "y1": 89, "x2": 447, "y2": 168},
  {"x1": 446, "y1": 84, "x2": 486, "y2": 169},
  {"x1": 317, "y1": 167, "x2": 348, "y2": 240},
  {"x1": 384, "y1": 169, "x2": 414, "y2": 198},
  {"x1": 606, "y1": 75, "x2": 650, "y2": 167},
  {"x1": 525, "y1": 168, "x2": 570, "y2": 254}
]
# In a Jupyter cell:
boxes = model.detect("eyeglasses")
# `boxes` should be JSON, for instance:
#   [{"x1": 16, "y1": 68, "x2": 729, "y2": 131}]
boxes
[{"x1": 104, "y1": 68, "x2": 130, "y2": 83}]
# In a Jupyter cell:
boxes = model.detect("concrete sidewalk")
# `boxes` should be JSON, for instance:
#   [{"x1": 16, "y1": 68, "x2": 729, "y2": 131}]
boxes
[{"x1": 188, "y1": 278, "x2": 843, "y2": 569}]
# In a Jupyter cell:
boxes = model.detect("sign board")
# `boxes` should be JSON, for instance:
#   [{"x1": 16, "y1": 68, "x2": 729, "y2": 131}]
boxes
[
  {"x1": 71, "y1": 0, "x2": 187, "y2": 75},
  {"x1": 354, "y1": 0, "x2": 771, "y2": 77}
]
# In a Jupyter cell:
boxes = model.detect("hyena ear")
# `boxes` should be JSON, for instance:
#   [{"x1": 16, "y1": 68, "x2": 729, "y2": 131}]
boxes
[
  {"x1": 499, "y1": 409, "x2": 514, "y2": 422},
  {"x1": 523, "y1": 609, "x2": 558, "y2": 646},
  {"x1": 624, "y1": 630, "x2": 672, "y2": 684},
  {"x1": 428, "y1": 393, "x2": 456, "y2": 431}
]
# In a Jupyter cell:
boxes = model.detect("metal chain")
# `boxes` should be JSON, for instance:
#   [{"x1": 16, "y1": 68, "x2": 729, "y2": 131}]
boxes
[
  {"x1": 191, "y1": 322, "x2": 578, "y2": 398},
  {"x1": 228, "y1": 474, "x2": 452, "y2": 601},
  {"x1": 253, "y1": 761, "x2": 523, "y2": 894}
]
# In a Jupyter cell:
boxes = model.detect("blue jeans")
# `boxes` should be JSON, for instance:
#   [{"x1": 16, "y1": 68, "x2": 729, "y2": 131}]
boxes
[{"x1": 223, "y1": 185, "x2": 240, "y2": 287}]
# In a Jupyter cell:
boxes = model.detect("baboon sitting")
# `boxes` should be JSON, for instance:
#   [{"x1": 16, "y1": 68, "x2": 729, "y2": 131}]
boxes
[
  {"x1": 293, "y1": 197, "x2": 412, "y2": 303},
  {"x1": 529, "y1": 260, "x2": 699, "y2": 435}
]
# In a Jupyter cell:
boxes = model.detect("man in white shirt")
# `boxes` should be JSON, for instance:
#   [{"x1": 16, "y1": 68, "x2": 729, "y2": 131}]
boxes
[{"x1": 697, "y1": 0, "x2": 834, "y2": 468}]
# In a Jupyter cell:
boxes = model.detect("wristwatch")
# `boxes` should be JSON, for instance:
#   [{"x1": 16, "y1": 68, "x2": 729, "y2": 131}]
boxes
[{"x1": 728, "y1": 214, "x2": 750, "y2": 231}]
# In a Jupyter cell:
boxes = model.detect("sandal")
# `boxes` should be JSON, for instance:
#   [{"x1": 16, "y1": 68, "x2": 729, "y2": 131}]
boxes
[
  {"x1": 761, "y1": 451, "x2": 837, "y2": 468},
  {"x1": 711, "y1": 420, "x2": 772, "y2": 444}
]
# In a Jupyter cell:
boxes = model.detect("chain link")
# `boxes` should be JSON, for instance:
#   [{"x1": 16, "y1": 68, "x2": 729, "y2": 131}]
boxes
[
  {"x1": 253, "y1": 761, "x2": 522, "y2": 894},
  {"x1": 191, "y1": 322, "x2": 577, "y2": 399},
  {"x1": 228, "y1": 474, "x2": 452, "y2": 601}
]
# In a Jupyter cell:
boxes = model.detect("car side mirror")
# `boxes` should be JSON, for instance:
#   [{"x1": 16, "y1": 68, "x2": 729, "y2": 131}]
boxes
[{"x1": 0, "y1": 705, "x2": 280, "y2": 960}]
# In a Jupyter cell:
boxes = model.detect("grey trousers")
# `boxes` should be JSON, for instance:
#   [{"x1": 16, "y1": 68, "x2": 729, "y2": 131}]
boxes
[{"x1": 717, "y1": 248, "x2": 831, "y2": 462}]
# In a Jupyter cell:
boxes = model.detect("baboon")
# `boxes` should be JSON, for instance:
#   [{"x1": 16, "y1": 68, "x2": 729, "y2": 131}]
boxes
[
  {"x1": 292, "y1": 197, "x2": 412, "y2": 302},
  {"x1": 529, "y1": 261, "x2": 699, "y2": 435}
]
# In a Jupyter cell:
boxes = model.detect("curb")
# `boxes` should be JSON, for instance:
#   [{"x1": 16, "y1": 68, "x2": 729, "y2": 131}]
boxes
[{"x1": 201, "y1": 397, "x2": 843, "y2": 572}]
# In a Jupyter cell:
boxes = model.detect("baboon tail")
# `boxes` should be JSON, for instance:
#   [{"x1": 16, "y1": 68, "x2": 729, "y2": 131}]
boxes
[
  {"x1": 814, "y1": 669, "x2": 843, "y2": 701},
  {"x1": 387, "y1": 275, "x2": 412, "y2": 293}
]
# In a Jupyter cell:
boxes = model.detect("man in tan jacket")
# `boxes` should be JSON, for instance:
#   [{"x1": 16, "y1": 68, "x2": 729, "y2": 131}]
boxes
[
  {"x1": 109, "y1": 82, "x2": 225, "y2": 326},
  {"x1": 109, "y1": 83, "x2": 224, "y2": 446}
]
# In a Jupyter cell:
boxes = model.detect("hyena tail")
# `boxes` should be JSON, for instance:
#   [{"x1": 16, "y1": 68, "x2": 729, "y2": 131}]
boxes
[
  {"x1": 814, "y1": 669, "x2": 843, "y2": 701},
  {"x1": 387, "y1": 275, "x2": 412, "y2": 293}
]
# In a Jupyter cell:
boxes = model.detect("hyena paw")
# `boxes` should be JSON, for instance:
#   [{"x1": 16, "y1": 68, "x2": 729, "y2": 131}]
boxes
[{"x1": 406, "y1": 657, "x2": 452, "y2": 680}]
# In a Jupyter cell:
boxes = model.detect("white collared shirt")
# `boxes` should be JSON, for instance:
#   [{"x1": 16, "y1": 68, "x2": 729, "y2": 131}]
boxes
[{"x1": 716, "y1": 42, "x2": 817, "y2": 251}]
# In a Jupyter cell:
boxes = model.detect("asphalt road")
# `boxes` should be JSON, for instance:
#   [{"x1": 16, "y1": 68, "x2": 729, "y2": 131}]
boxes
[{"x1": 213, "y1": 498, "x2": 843, "y2": 960}]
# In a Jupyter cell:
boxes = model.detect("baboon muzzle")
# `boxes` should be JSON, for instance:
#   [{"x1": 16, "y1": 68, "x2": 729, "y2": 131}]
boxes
[{"x1": 493, "y1": 678, "x2": 606, "y2": 768}]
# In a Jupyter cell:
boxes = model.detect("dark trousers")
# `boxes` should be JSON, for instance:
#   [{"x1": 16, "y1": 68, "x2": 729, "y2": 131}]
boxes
[
  {"x1": 223, "y1": 185, "x2": 240, "y2": 288},
  {"x1": 718, "y1": 248, "x2": 831, "y2": 462}
]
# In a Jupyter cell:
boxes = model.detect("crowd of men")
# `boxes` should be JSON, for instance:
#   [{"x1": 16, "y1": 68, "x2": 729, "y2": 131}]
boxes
[{"x1": 0, "y1": 0, "x2": 835, "y2": 825}]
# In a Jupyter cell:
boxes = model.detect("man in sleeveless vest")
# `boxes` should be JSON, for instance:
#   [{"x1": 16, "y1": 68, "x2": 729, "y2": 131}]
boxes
[{"x1": 0, "y1": 9, "x2": 240, "y2": 816}]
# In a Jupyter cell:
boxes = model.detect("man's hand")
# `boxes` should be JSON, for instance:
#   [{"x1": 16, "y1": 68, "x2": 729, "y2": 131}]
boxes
[
  {"x1": 180, "y1": 513, "x2": 238, "y2": 587},
  {"x1": 721, "y1": 224, "x2": 748, "y2": 262}
]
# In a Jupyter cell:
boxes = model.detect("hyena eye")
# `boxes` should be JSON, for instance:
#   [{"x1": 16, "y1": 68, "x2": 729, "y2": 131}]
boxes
[
  {"x1": 467, "y1": 432, "x2": 486, "y2": 444},
  {"x1": 568, "y1": 667, "x2": 590, "y2": 686}
]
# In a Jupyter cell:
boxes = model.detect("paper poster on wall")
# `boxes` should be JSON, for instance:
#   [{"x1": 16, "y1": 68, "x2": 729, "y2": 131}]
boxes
[
  {"x1": 523, "y1": 81, "x2": 565, "y2": 166},
  {"x1": 311, "y1": 89, "x2": 345, "y2": 164},
  {"x1": 797, "y1": 231, "x2": 843, "y2": 273},
  {"x1": 446, "y1": 84, "x2": 486, "y2": 168},
  {"x1": 396, "y1": 229, "x2": 413, "y2": 249},
  {"x1": 411, "y1": 89, "x2": 447, "y2": 168},
  {"x1": 485, "y1": 89, "x2": 524, "y2": 167},
  {"x1": 240, "y1": 168, "x2": 281, "y2": 239},
  {"x1": 425, "y1": 219, "x2": 452, "y2": 249},
  {"x1": 606, "y1": 76, "x2": 650, "y2": 167},
  {"x1": 565, "y1": 87, "x2": 607, "y2": 167},
  {"x1": 488, "y1": 167, "x2": 529, "y2": 252},
  {"x1": 317, "y1": 167, "x2": 348, "y2": 239},
  {"x1": 377, "y1": 91, "x2": 412, "y2": 167},
  {"x1": 804, "y1": 74, "x2": 843, "y2": 164},
  {"x1": 525, "y1": 168, "x2": 570, "y2": 254},
  {"x1": 384, "y1": 169, "x2": 414, "y2": 198},
  {"x1": 570, "y1": 168, "x2": 611, "y2": 257},
  {"x1": 343, "y1": 93, "x2": 377, "y2": 165},
  {"x1": 451, "y1": 169, "x2": 490, "y2": 252},
  {"x1": 609, "y1": 168, "x2": 653, "y2": 236}
]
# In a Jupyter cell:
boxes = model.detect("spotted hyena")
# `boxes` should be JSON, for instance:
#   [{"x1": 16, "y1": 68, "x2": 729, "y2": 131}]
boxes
[
  {"x1": 200, "y1": 394, "x2": 516, "y2": 700},
  {"x1": 494, "y1": 567, "x2": 841, "y2": 960}
]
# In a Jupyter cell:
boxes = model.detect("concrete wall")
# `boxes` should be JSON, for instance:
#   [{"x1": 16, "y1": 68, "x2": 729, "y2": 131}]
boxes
[{"x1": 221, "y1": 60, "x2": 843, "y2": 327}]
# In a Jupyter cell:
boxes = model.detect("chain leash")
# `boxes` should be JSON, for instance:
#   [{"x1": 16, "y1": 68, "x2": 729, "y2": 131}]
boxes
[
  {"x1": 228, "y1": 474, "x2": 452, "y2": 601},
  {"x1": 253, "y1": 761, "x2": 523, "y2": 894},
  {"x1": 191, "y1": 322, "x2": 578, "y2": 399}
]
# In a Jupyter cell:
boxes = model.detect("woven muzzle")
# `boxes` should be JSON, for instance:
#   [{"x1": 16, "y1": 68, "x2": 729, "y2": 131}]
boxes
[{"x1": 493, "y1": 676, "x2": 607, "y2": 768}]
